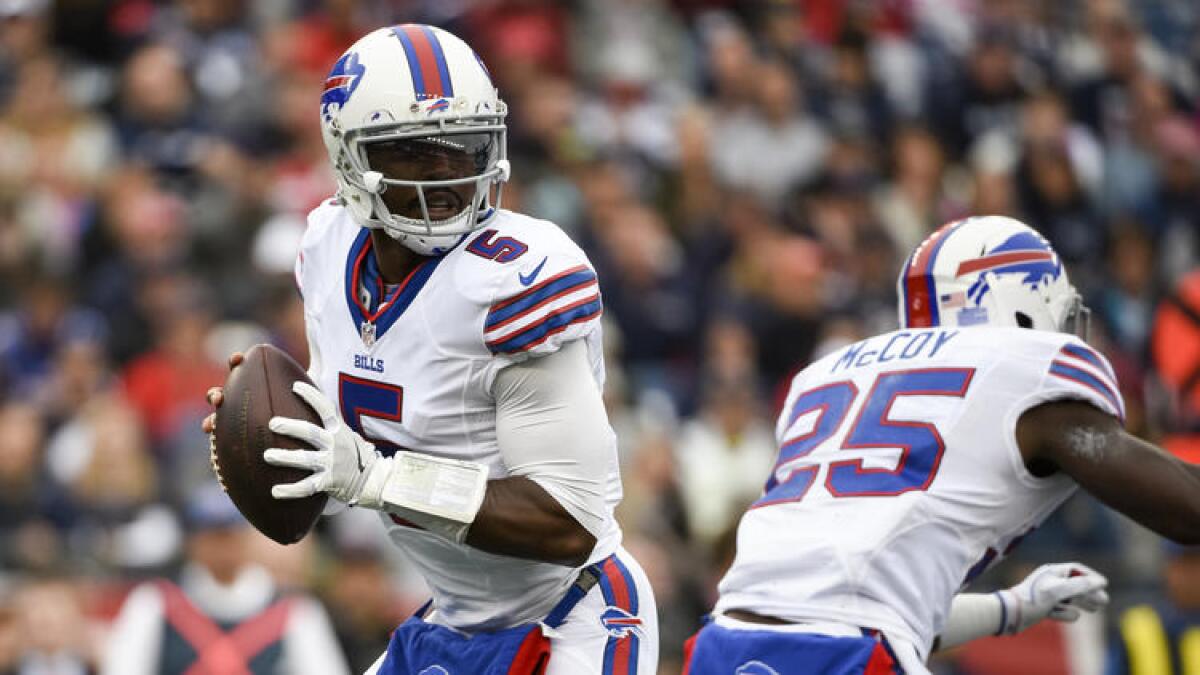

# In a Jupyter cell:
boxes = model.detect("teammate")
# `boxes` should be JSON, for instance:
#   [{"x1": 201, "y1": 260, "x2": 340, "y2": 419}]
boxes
[
  {"x1": 203, "y1": 25, "x2": 657, "y2": 674},
  {"x1": 685, "y1": 215, "x2": 1200, "y2": 674}
]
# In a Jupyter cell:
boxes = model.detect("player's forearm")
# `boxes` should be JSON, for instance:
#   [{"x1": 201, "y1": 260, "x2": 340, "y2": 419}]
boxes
[
  {"x1": 1091, "y1": 441, "x2": 1200, "y2": 544},
  {"x1": 465, "y1": 476, "x2": 597, "y2": 566},
  {"x1": 1031, "y1": 403, "x2": 1200, "y2": 544},
  {"x1": 935, "y1": 593, "x2": 1005, "y2": 651}
]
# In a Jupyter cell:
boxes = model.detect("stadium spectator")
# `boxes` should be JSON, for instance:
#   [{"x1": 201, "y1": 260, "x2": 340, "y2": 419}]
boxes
[
  {"x1": 1108, "y1": 545, "x2": 1200, "y2": 674},
  {"x1": 0, "y1": 2, "x2": 1193, "y2": 672},
  {"x1": 102, "y1": 487, "x2": 348, "y2": 675},
  {"x1": 3, "y1": 577, "x2": 98, "y2": 675}
]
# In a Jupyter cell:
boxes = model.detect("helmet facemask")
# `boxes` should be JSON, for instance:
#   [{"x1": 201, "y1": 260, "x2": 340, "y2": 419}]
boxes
[{"x1": 336, "y1": 115, "x2": 509, "y2": 255}]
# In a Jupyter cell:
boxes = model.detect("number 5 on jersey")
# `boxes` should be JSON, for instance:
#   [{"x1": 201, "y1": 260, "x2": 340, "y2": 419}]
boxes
[
  {"x1": 338, "y1": 373, "x2": 403, "y2": 455},
  {"x1": 755, "y1": 368, "x2": 974, "y2": 507}
]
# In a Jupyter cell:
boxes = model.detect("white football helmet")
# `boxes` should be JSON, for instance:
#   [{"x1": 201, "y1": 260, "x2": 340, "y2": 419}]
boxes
[
  {"x1": 320, "y1": 24, "x2": 509, "y2": 256},
  {"x1": 896, "y1": 215, "x2": 1089, "y2": 337}
]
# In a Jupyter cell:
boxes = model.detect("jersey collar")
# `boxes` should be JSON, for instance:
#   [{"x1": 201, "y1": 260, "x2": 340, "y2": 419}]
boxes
[{"x1": 344, "y1": 229, "x2": 445, "y2": 345}]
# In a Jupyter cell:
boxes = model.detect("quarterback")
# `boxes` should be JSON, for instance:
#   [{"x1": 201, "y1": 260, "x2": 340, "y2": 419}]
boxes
[
  {"x1": 204, "y1": 25, "x2": 656, "y2": 674},
  {"x1": 685, "y1": 216, "x2": 1200, "y2": 674}
]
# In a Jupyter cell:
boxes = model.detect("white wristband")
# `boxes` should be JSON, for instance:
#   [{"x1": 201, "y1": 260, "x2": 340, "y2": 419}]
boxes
[{"x1": 357, "y1": 452, "x2": 489, "y2": 544}]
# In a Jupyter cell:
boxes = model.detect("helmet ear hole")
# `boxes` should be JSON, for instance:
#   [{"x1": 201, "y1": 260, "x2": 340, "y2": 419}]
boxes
[{"x1": 1015, "y1": 312, "x2": 1034, "y2": 329}]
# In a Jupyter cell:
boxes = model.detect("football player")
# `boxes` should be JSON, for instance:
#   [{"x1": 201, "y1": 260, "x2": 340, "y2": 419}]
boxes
[
  {"x1": 203, "y1": 25, "x2": 657, "y2": 674},
  {"x1": 684, "y1": 215, "x2": 1200, "y2": 674}
]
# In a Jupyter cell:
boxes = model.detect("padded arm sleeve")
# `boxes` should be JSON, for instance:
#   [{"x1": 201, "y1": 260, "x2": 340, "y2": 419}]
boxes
[{"x1": 492, "y1": 339, "x2": 613, "y2": 539}]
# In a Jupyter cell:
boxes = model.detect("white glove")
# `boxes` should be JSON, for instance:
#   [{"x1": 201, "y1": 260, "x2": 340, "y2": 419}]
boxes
[
  {"x1": 264, "y1": 381, "x2": 379, "y2": 504},
  {"x1": 264, "y1": 381, "x2": 490, "y2": 543},
  {"x1": 997, "y1": 562, "x2": 1109, "y2": 634}
]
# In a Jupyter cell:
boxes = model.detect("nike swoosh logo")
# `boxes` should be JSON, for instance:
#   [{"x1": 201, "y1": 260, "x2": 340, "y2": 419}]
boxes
[{"x1": 518, "y1": 257, "x2": 548, "y2": 286}]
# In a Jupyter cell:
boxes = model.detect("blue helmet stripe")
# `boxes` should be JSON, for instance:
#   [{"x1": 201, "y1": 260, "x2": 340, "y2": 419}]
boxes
[{"x1": 392, "y1": 27, "x2": 427, "y2": 97}]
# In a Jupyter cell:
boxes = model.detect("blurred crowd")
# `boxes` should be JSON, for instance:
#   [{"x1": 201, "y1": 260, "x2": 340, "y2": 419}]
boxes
[{"x1": 0, "y1": 0, "x2": 1197, "y2": 673}]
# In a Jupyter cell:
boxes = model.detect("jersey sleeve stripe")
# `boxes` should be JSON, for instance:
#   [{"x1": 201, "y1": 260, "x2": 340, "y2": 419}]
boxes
[
  {"x1": 486, "y1": 266, "x2": 592, "y2": 322},
  {"x1": 486, "y1": 296, "x2": 602, "y2": 354},
  {"x1": 1059, "y1": 344, "x2": 1117, "y2": 382},
  {"x1": 1049, "y1": 361, "x2": 1125, "y2": 420},
  {"x1": 485, "y1": 277, "x2": 599, "y2": 334}
]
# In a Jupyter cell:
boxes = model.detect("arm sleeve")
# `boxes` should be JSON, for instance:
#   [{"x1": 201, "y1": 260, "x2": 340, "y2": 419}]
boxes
[
  {"x1": 937, "y1": 593, "x2": 1004, "y2": 650},
  {"x1": 294, "y1": 247, "x2": 305, "y2": 300},
  {"x1": 492, "y1": 339, "x2": 614, "y2": 539}
]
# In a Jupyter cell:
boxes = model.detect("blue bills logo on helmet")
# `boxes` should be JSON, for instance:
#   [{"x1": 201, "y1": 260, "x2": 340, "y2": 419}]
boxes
[
  {"x1": 956, "y1": 231, "x2": 1062, "y2": 286},
  {"x1": 600, "y1": 606, "x2": 643, "y2": 638},
  {"x1": 960, "y1": 230, "x2": 1062, "y2": 309},
  {"x1": 321, "y1": 51, "x2": 366, "y2": 122}
]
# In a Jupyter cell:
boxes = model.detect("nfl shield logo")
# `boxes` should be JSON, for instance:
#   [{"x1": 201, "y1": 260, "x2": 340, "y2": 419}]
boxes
[{"x1": 360, "y1": 320, "x2": 377, "y2": 348}]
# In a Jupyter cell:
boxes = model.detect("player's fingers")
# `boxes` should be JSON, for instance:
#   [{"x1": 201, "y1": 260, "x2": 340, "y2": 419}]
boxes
[
  {"x1": 1049, "y1": 605, "x2": 1082, "y2": 623},
  {"x1": 1064, "y1": 562, "x2": 1106, "y2": 584},
  {"x1": 1069, "y1": 588, "x2": 1110, "y2": 613},
  {"x1": 263, "y1": 448, "x2": 326, "y2": 471},
  {"x1": 207, "y1": 387, "x2": 224, "y2": 407},
  {"x1": 1048, "y1": 575, "x2": 1107, "y2": 608},
  {"x1": 1036, "y1": 562, "x2": 1080, "y2": 579},
  {"x1": 269, "y1": 416, "x2": 326, "y2": 446},
  {"x1": 292, "y1": 381, "x2": 337, "y2": 427},
  {"x1": 228, "y1": 352, "x2": 244, "y2": 369},
  {"x1": 272, "y1": 474, "x2": 323, "y2": 500},
  {"x1": 202, "y1": 413, "x2": 216, "y2": 434}
]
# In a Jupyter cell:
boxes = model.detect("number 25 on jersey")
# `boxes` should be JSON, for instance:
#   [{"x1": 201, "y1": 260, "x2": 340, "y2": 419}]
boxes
[{"x1": 755, "y1": 368, "x2": 974, "y2": 507}]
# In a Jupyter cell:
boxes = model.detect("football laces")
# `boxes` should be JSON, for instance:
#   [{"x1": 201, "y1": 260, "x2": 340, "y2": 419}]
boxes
[{"x1": 209, "y1": 429, "x2": 227, "y2": 491}]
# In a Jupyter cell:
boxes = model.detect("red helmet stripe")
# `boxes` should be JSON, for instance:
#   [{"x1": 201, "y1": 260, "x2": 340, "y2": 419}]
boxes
[
  {"x1": 955, "y1": 250, "x2": 1054, "y2": 276},
  {"x1": 397, "y1": 25, "x2": 448, "y2": 98},
  {"x1": 903, "y1": 220, "x2": 961, "y2": 328}
]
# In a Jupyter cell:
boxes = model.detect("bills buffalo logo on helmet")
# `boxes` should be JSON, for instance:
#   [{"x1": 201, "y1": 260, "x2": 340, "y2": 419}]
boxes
[
  {"x1": 321, "y1": 51, "x2": 366, "y2": 122},
  {"x1": 961, "y1": 230, "x2": 1062, "y2": 305},
  {"x1": 600, "y1": 606, "x2": 643, "y2": 639}
]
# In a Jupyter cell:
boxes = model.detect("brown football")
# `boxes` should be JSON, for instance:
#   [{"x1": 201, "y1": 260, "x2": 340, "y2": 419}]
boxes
[{"x1": 210, "y1": 343, "x2": 327, "y2": 544}]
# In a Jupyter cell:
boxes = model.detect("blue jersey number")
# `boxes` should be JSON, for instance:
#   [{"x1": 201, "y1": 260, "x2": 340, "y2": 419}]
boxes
[
  {"x1": 754, "y1": 368, "x2": 974, "y2": 507},
  {"x1": 338, "y1": 373, "x2": 403, "y2": 455}
]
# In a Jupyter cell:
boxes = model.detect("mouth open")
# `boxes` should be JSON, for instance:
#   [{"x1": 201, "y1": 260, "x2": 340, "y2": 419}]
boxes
[{"x1": 413, "y1": 188, "x2": 466, "y2": 221}]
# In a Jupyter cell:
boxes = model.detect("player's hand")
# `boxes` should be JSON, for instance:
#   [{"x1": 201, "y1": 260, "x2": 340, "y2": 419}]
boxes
[
  {"x1": 262, "y1": 381, "x2": 379, "y2": 504},
  {"x1": 998, "y1": 562, "x2": 1109, "y2": 634},
  {"x1": 201, "y1": 352, "x2": 245, "y2": 434}
]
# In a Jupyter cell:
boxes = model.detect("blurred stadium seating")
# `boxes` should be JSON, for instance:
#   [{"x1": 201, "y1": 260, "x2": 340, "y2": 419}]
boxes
[{"x1": 0, "y1": 1, "x2": 1196, "y2": 673}]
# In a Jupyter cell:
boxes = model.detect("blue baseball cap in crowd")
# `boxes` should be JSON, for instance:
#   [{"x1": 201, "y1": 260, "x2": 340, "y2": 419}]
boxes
[{"x1": 184, "y1": 485, "x2": 246, "y2": 531}]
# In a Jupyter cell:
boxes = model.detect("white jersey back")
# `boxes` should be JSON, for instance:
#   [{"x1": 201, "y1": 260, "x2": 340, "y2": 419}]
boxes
[
  {"x1": 295, "y1": 200, "x2": 622, "y2": 631},
  {"x1": 715, "y1": 326, "x2": 1124, "y2": 657}
]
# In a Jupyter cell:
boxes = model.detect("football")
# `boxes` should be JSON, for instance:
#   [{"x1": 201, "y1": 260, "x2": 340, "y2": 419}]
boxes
[{"x1": 210, "y1": 344, "x2": 328, "y2": 544}]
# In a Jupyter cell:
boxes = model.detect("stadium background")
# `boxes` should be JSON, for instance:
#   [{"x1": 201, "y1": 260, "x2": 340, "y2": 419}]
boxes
[{"x1": 0, "y1": 0, "x2": 1197, "y2": 672}]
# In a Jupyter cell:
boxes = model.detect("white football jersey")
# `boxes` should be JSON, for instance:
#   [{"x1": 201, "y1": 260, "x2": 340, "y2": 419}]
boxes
[
  {"x1": 715, "y1": 326, "x2": 1125, "y2": 658},
  {"x1": 295, "y1": 200, "x2": 622, "y2": 631}
]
